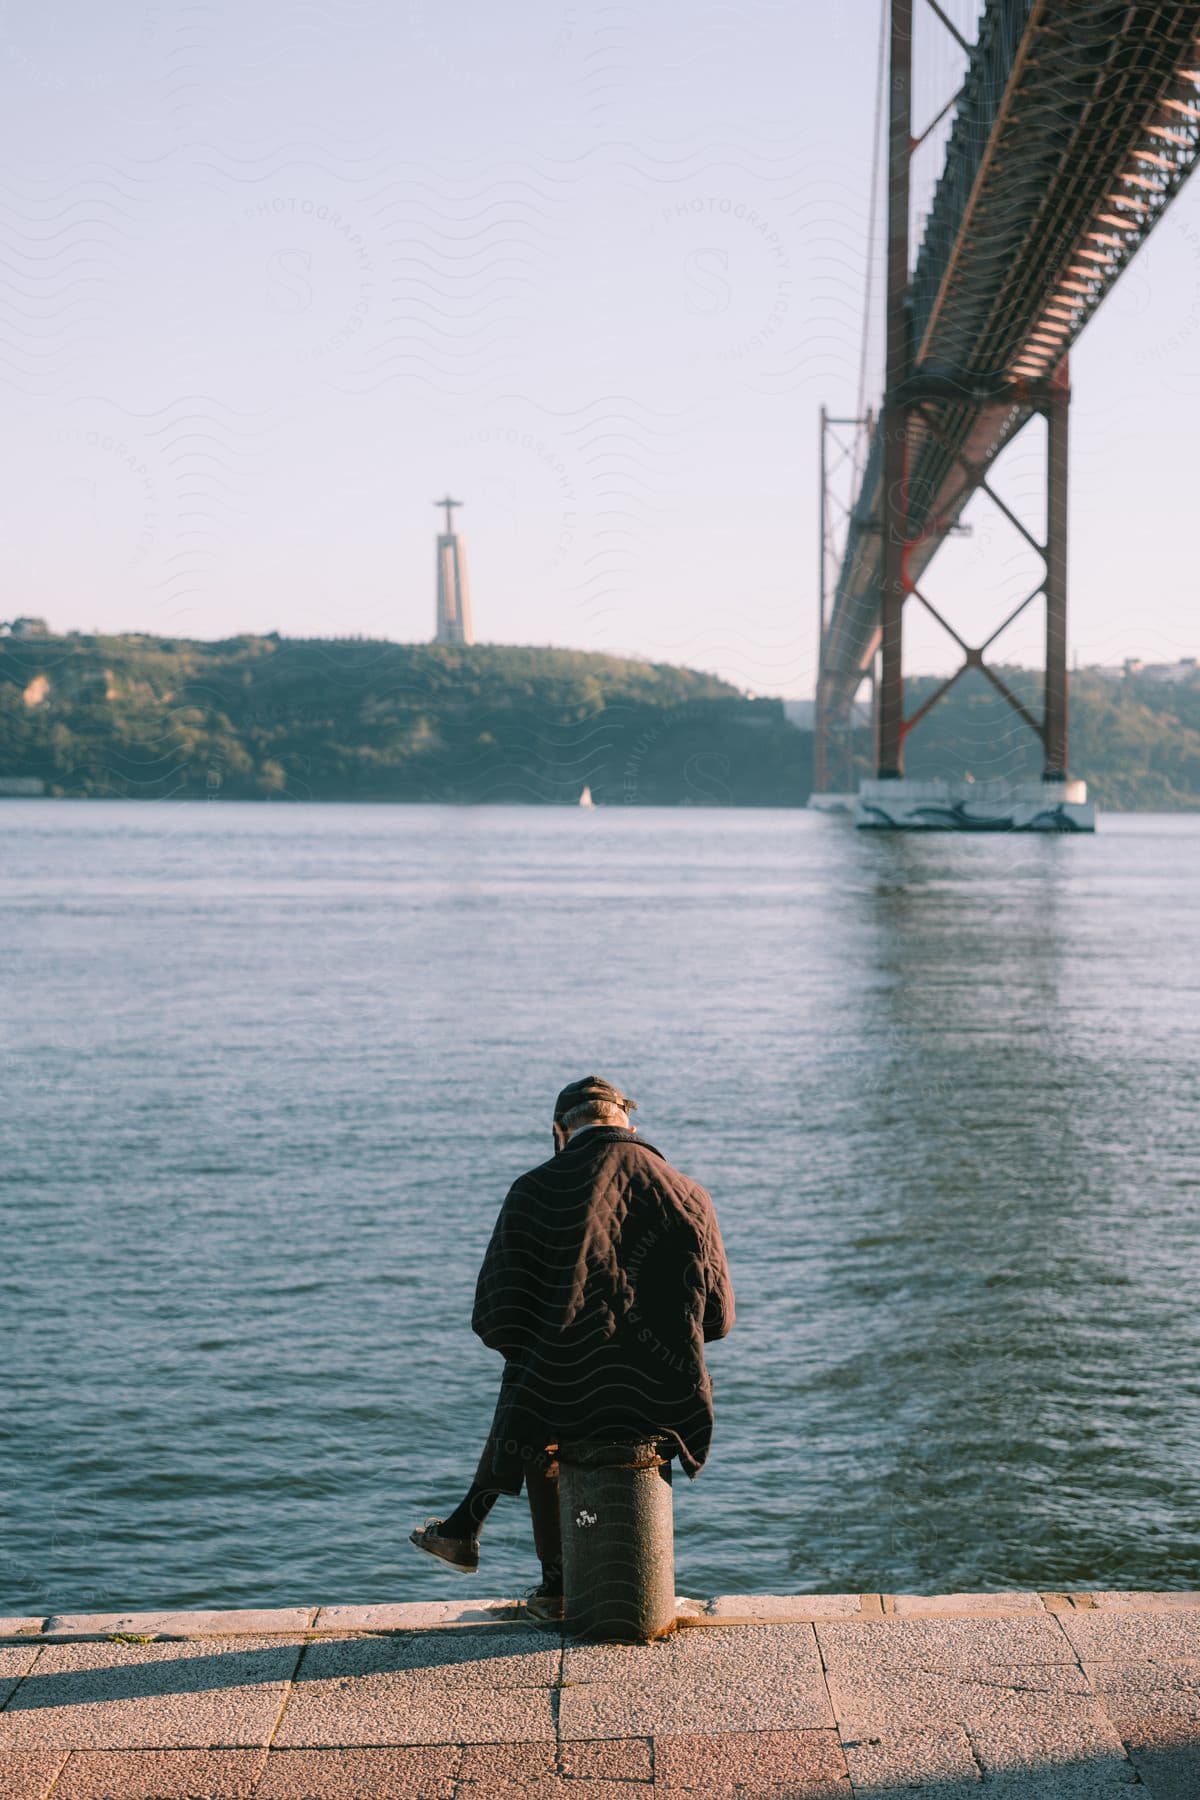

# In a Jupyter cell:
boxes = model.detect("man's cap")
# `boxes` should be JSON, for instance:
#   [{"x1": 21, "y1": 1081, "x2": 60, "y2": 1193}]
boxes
[{"x1": 553, "y1": 1075, "x2": 637, "y2": 1121}]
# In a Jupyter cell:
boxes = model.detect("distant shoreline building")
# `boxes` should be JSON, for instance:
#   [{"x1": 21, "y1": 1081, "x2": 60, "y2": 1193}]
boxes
[
  {"x1": 1085, "y1": 657, "x2": 1198, "y2": 685},
  {"x1": 434, "y1": 496, "x2": 473, "y2": 646},
  {"x1": 0, "y1": 617, "x2": 51, "y2": 639}
]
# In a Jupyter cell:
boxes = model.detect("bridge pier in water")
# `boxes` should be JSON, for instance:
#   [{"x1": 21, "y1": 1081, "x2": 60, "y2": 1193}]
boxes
[{"x1": 858, "y1": 357, "x2": 1093, "y2": 831}]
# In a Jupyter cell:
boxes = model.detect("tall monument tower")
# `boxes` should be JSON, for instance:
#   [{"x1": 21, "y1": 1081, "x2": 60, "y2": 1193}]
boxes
[{"x1": 434, "y1": 495, "x2": 474, "y2": 645}]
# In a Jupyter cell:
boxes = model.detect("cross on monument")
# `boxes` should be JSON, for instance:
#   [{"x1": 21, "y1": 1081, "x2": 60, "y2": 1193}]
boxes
[{"x1": 435, "y1": 495, "x2": 462, "y2": 536}]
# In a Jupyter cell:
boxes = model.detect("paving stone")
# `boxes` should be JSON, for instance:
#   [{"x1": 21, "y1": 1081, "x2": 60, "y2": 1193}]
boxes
[
  {"x1": 559, "y1": 1735, "x2": 653, "y2": 1779},
  {"x1": 1090, "y1": 1593, "x2": 1200, "y2": 1612},
  {"x1": 50, "y1": 1747, "x2": 267, "y2": 1798},
  {"x1": 288, "y1": 1628, "x2": 555, "y2": 1684},
  {"x1": 456, "y1": 1741, "x2": 556, "y2": 1782},
  {"x1": 817, "y1": 1617, "x2": 1092, "y2": 1740},
  {"x1": 653, "y1": 1727, "x2": 849, "y2": 1793},
  {"x1": 40, "y1": 1609, "x2": 314, "y2": 1638},
  {"x1": 0, "y1": 1751, "x2": 68, "y2": 1799},
  {"x1": 892, "y1": 1593, "x2": 1047, "y2": 1617},
  {"x1": 278, "y1": 1678, "x2": 554, "y2": 1750},
  {"x1": 560, "y1": 1624, "x2": 832, "y2": 1739},
  {"x1": 313, "y1": 1603, "x2": 460, "y2": 1631},
  {"x1": 838, "y1": 1725, "x2": 981, "y2": 1795},
  {"x1": 0, "y1": 1636, "x2": 304, "y2": 1751},
  {"x1": 817, "y1": 1614, "x2": 1078, "y2": 1676},
  {"x1": 255, "y1": 1744, "x2": 460, "y2": 1797},
  {"x1": 831, "y1": 1663, "x2": 1102, "y2": 1739},
  {"x1": 312, "y1": 1601, "x2": 523, "y2": 1631},
  {"x1": 273, "y1": 1630, "x2": 556, "y2": 1747},
  {"x1": 964, "y1": 1693, "x2": 1133, "y2": 1779},
  {"x1": 0, "y1": 1620, "x2": 43, "y2": 1637},
  {"x1": 1058, "y1": 1608, "x2": 1200, "y2": 1665},
  {"x1": 454, "y1": 1744, "x2": 651, "y2": 1796},
  {"x1": 0, "y1": 1645, "x2": 43, "y2": 1707},
  {"x1": 1083, "y1": 1657, "x2": 1200, "y2": 1716},
  {"x1": 707, "y1": 1594, "x2": 864, "y2": 1620}
]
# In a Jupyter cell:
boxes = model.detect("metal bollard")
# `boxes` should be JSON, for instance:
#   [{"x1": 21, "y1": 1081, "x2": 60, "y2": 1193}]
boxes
[{"x1": 557, "y1": 1437, "x2": 676, "y2": 1642}]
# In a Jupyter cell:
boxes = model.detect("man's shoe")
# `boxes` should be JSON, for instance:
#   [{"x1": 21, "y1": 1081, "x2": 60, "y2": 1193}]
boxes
[
  {"x1": 409, "y1": 1518, "x2": 480, "y2": 1573},
  {"x1": 523, "y1": 1580, "x2": 564, "y2": 1622}
]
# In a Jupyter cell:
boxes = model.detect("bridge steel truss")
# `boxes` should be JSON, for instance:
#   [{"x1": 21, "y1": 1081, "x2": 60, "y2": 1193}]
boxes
[{"x1": 817, "y1": 0, "x2": 1200, "y2": 785}]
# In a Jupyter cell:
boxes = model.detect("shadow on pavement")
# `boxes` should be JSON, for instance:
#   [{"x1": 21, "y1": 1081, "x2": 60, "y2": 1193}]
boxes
[{"x1": 5, "y1": 1629, "x2": 554, "y2": 1711}]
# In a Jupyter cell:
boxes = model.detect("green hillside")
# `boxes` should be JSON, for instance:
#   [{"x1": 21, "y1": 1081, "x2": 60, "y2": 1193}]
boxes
[
  {"x1": 2, "y1": 629, "x2": 1198, "y2": 808},
  {"x1": 0, "y1": 632, "x2": 810, "y2": 805}
]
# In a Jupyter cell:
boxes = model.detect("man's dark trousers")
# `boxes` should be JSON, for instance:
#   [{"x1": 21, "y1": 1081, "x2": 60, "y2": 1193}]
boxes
[{"x1": 471, "y1": 1430, "x2": 562, "y2": 1584}]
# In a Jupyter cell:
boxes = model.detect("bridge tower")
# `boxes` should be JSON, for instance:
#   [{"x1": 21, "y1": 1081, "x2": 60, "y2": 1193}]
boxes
[
  {"x1": 815, "y1": 0, "x2": 1200, "y2": 829},
  {"x1": 874, "y1": 0, "x2": 1077, "y2": 823},
  {"x1": 434, "y1": 495, "x2": 474, "y2": 646},
  {"x1": 814, "y1": 405, "x2": 873, "y2": 798}
]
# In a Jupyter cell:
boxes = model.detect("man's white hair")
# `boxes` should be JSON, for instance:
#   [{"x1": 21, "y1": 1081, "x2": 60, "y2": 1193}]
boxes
[{"x1": 559, "y1": 1099, "x2": 629, "y2": 1132}]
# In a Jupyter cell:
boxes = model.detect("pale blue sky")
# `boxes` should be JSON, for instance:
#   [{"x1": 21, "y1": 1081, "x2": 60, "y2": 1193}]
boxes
[{"x1": 1, "y1": 0, "x2": 1197, "y2": 695}]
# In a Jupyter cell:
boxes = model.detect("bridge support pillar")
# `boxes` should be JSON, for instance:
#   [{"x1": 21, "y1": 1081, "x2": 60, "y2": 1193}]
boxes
[
  {"x1": 1043, "y1": 364, "x2": 1069, "y2": 781},
  {"x1": 877, "y1": 0, "x2": 912, "y2": 781}
]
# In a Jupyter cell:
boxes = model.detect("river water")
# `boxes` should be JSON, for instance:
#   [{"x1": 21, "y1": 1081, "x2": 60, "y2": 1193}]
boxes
[{"x1": 4, "y1": 801, "x2": 1199, "y2": 1612}]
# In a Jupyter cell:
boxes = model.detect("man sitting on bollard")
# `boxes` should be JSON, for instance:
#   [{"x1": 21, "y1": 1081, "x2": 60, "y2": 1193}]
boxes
[{"x1": 411, "y1": 1075, "x2": 736, "y2": 1620}]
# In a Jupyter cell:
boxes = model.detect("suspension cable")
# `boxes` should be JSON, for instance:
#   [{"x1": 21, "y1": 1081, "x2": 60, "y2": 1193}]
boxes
[{"x1": 855, "y1": 0, "x2": 890, "y2": 464}]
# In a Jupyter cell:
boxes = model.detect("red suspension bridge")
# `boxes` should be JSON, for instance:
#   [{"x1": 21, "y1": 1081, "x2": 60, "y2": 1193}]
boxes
[{"x1": 815, "y1": 0, "x2": 1200, "y2": 828}]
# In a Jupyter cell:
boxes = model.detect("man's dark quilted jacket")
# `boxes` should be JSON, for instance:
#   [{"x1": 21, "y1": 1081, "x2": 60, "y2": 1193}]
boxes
[{"x1": 472, "y1": 1125, "x2": 735, "y2": 1483}]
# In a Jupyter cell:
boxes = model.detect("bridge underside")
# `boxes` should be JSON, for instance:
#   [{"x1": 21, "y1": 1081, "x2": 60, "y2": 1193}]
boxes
[{"x1": 818, "y1": 0, "x2": 1200, "y2": 783}]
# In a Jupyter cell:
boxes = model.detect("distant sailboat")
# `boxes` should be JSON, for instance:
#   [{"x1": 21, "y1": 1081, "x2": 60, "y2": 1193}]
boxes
[{"x1": 578, "y1": 785, "x2": 595, "y2": 808}]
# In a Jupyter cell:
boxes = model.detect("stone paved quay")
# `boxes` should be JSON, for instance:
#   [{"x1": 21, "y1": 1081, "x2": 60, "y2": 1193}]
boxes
[{"x1": 1, "y1": 1593, "x2": 1198, "y2": 1798}]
